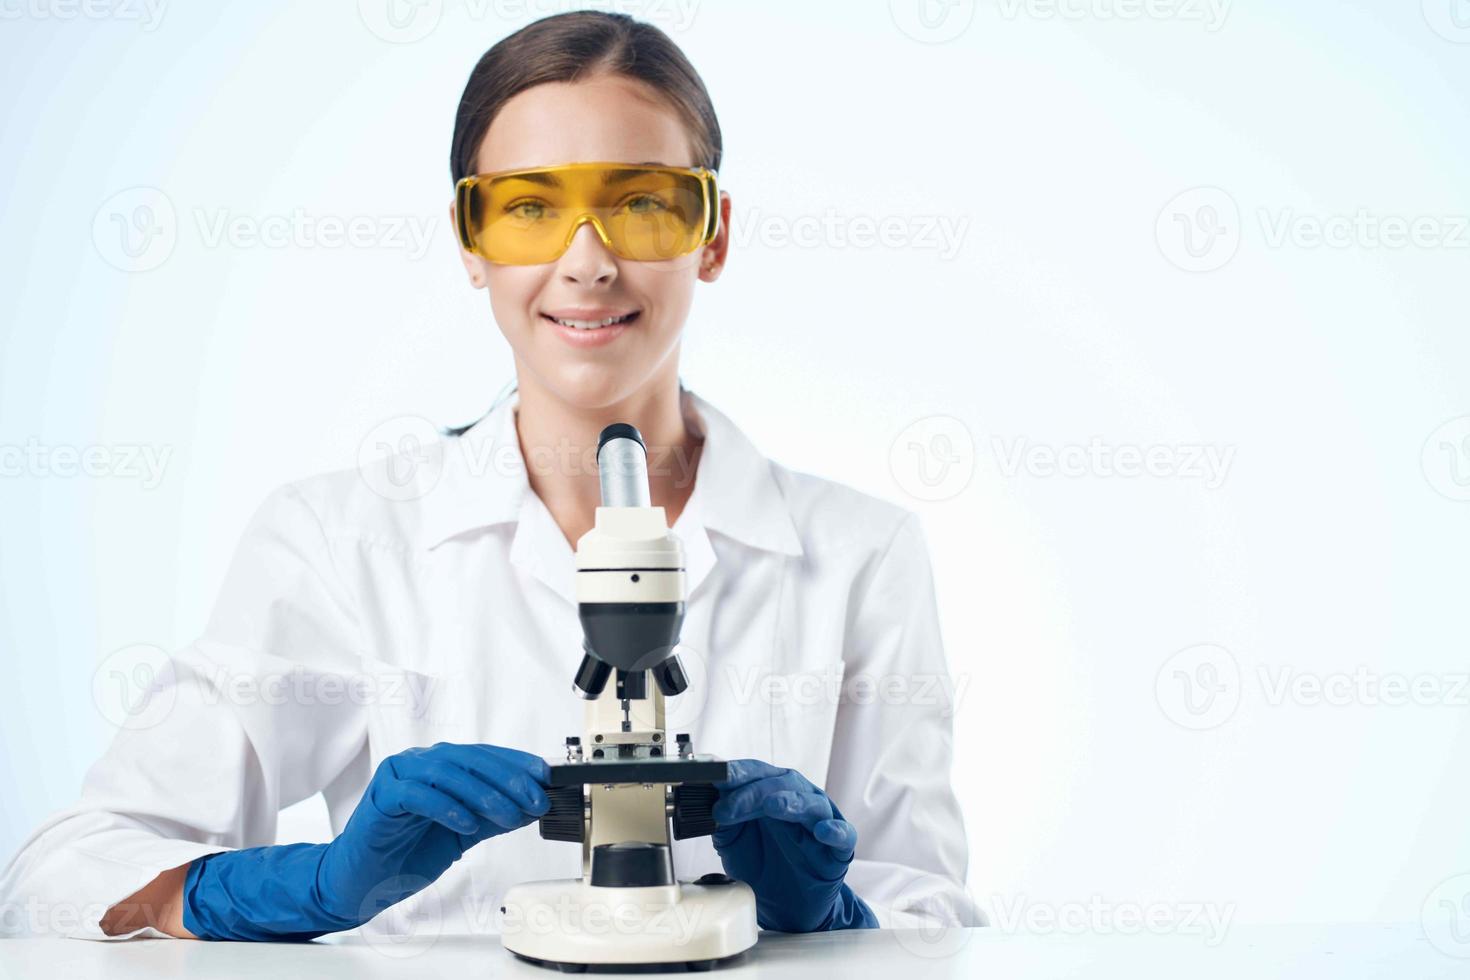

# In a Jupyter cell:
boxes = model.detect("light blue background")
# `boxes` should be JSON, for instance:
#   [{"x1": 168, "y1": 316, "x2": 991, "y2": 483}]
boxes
[{"x1": 2, "y1": 0, "x2": 1469, "y2": 929}]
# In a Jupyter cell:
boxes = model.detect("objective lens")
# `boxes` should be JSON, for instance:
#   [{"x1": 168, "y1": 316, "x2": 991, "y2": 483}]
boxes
[
  {"x1": 651, "y1": 654, "x2": 689, "y2": 697},
  {"x1": 573, "y1": 651, "x2": 612, "y2": 700}
]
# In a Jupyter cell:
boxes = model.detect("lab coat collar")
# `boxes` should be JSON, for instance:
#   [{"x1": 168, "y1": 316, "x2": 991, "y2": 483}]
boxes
[{"x1": 419, "y1": 386, "x2": 803, "y2": 603}]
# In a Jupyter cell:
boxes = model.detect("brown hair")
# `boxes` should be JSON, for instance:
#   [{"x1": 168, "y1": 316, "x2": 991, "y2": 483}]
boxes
[{"x1": 449, "y1": 11, "x2": 723, "y2": 183}]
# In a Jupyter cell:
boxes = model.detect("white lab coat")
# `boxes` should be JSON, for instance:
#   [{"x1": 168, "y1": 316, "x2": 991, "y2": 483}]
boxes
[{"x1": 0, "y1": 387, "x2": 977, "y2": 940}]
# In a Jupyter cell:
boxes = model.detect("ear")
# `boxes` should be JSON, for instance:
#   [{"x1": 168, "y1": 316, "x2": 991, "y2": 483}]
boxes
[
  {"x1": 451, "y1": 200, "x2": 487, "y2": 289},
  {"x1": 697, "y1": 191, "x2": 733, "y2": 284}
]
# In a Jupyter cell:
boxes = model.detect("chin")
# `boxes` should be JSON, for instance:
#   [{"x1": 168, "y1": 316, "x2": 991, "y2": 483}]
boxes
[{"x1": 543, "y1": 363, "x2": 648, "y2": 411}]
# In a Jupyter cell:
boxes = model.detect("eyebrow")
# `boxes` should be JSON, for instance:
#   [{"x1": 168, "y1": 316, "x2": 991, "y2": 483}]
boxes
[
  {"x1": 602, "y1": 163, "x2": 671, "y2": 186},
  {"x1": 503, "y1": 171, "x2": 562, "y2": 188},
  {"x1": 496, "y1": 163, "x2": 678, "y2": 187}
]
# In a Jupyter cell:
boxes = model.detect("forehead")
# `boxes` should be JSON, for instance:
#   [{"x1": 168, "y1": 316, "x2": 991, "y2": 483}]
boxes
[{"x1": 476, "y1": 74, "x2": 697, "y2": 175}]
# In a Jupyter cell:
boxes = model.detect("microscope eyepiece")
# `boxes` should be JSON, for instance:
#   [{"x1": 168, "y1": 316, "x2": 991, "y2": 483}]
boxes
[
  {"x1": 596, "y1": 423, "x2": 650, "y2": 509},
  {"x1": 596, "y1": 422, "x2": 644, "y2": 455}
]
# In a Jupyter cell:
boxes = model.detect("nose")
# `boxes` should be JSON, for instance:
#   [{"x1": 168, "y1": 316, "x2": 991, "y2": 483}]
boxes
[{"x1": 556, "y1": 218, "x2": 618, "y2": 286}]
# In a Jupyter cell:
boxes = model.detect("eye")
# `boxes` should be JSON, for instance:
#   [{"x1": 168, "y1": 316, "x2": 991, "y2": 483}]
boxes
[
  {"x1": 624, "y1": 194, "x2": 670, "y2": 215},
  {"x1": 504, "y1": 199, "x2": 552, "y2": 221}
]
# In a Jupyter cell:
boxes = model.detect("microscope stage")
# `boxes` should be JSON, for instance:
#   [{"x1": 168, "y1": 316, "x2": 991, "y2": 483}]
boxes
[{"x1": 550, "y1": 758, "x2": 728, "y2": 786}]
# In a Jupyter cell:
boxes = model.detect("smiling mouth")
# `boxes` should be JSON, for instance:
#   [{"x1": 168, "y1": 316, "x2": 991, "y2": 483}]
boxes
[{"x1": 541, "y1": 311, "x2": 641, "y2": 331}]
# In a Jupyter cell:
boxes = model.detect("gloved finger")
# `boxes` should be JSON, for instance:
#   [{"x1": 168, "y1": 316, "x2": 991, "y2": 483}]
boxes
[
  {"x1": 428, "y1": 744, "x2": 551, "y2": 816},
  {"x1": 769, "y1": 822, "x2": 854, "y2": 881},
  {"x1": 463, "y1": 756, "x2": 550, "y2": 817},
  {"x1": 758, "y1": 789, "x2": 836, "y2": 834},
  {"x1": 712, "y1": 773, "x2": 809, "y2": 825},
  {"x1": 471, "y1": 744, "x2": 554, "y2": 783},
  {"x1": 713, "y1": 758, "x2": 793, "y2": 791},
  {"x1": 762, "y1": 806, "x2": 857, "y2": 876},
  {"x1": 422, "y1": 742, "x2": 552, "y2": 783},
  {"x1": 470, "y1": 788, "x2": 539, "y2": 831},
  {"x1": 812, "y1": 817, "x2": 858, "y2": 855},
  {"x1": 377, "y1": 779, "x2": 481, "y2": 836},
  {"x1": 394, "y1": 754, "x2": 542, "y2": 828}
]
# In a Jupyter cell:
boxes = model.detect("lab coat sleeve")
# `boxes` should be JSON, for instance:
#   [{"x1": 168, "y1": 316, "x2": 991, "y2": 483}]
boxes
[
  {"x1": 0, "y1": 482, "x2": 369, "y2": 940},
  {"x1": 827, "y1": 510, "x2": 983, "y2": 929}
]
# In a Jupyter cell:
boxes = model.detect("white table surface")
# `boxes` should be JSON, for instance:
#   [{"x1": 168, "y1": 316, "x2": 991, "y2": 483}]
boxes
[{"x1": 0, "y1": 925, "x2": 1460, "y2": 979}]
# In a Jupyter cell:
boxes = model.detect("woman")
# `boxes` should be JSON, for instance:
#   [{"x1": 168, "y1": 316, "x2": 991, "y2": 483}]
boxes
[{"x1": 0, "y1": 11, "x2": 974, "y2": 941}]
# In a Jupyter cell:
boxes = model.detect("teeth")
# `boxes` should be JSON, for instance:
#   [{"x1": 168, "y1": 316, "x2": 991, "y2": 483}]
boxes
[{"x1": 550, "y1": 313, "x2": 634, "y2": 330}]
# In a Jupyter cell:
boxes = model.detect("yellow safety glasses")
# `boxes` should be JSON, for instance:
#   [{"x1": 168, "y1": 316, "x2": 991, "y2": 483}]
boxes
[{"x1": 455, "y1": 161, "x2": 720, "y2": 265}]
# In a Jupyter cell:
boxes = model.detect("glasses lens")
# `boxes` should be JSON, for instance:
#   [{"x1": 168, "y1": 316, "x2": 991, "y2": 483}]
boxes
[
  {"x1": 462, "y1": 166, "x2": 709, "y2": 264},
  {"x1": 469, "y1": 172, "x2": 574, "y2": 264},
  {"x1": 598, "y1": 169, "x2": 707, "y2": 261}
]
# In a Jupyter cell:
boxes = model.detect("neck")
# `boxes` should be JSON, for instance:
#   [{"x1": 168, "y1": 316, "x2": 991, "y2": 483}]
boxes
[{"x1": 511, "y1": 365, "x2": 703, "y2": 547}]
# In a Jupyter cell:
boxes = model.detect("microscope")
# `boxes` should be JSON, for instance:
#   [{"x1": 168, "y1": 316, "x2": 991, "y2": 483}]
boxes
[{"x1": 500, "y1": 423, "x2": 758, "y2": 971}]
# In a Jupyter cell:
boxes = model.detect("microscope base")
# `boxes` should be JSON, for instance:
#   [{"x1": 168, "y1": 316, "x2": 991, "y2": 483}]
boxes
[
  {"x1": 509, "y1": 951, "x2": 746, "y2": 973},
  {"x1": 501, "y1": 878, "x2": 758, "y2": 970}
]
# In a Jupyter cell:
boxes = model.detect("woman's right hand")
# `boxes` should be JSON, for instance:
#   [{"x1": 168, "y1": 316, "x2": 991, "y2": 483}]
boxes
[
  {"x1": 317, "y1": 742, "x2": 552, "y2": 922},
  {"x1": 180, "y1": 743, "x2": 551, "y2": 941}
]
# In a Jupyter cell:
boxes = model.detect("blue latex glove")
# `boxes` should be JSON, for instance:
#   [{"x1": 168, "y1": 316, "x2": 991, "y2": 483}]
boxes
[
  {"x1": 182, "y1": 742, "x2": 550, "y2": 941},
  {"x1": 711, "y1": 759, "x2": 878, "y2": 933}
]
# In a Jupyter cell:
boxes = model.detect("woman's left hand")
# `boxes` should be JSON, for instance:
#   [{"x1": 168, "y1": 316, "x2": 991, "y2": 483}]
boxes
[{"x1": 711, "y1": 759, "x2": 879, "y2": 932}]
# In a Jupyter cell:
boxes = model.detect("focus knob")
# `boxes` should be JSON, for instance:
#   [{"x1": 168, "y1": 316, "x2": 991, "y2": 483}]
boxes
[
  {"x1": 538, "y1": 785, "x2": 585, "y2": 843},
  {"x1": 671, "y1": 783, "x2": 719, "y2": 840}
]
